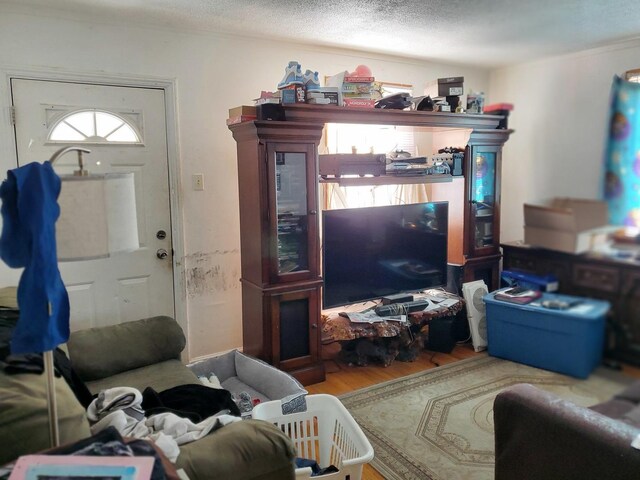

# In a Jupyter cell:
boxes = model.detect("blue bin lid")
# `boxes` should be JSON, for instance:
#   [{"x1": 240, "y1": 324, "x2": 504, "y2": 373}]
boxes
[{"x1": 483, "y1": 289, "x2": 610, "y2": 321}]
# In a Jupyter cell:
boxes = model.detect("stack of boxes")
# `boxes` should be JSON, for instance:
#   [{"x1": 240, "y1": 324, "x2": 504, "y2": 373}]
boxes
[
  {"x1": 280, "y1": 84, "x2": 306, "y2": 105},
  {"x1": 425, "y1": 76, "x2": 464, "y2": 112},
  {"x1": 226, "y1": 105, "x2": 257, "y2": 126},
  {"x1": 342, "y1": 74, "x2": 376, "y2": 108},
  {"x1": 307, "y1": 87, "x2": 341, "y2": 105}
]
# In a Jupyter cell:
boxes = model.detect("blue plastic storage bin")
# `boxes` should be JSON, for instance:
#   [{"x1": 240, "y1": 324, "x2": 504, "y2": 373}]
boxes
[{"x1": 484, "y1": 290, "x2": 609, "y2": 378}]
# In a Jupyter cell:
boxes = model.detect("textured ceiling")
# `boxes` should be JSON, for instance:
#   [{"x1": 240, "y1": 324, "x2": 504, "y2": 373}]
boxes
[{"x1": 5, "y1": 0, "x2": 640, "y2": 66}]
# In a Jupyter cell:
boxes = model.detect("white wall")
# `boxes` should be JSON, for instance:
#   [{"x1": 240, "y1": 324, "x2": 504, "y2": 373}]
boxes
[
  {"x1": 0, "y1": 6, "x2": 492, "y2": 360},
  {"x1": 489, "y1": 39, "x2": 640, "y2": 243}
]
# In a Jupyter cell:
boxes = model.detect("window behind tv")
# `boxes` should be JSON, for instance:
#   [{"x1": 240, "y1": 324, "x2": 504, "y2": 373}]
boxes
[{"x1": 322, "y1": 202, "x2": 448, "y2": 309}]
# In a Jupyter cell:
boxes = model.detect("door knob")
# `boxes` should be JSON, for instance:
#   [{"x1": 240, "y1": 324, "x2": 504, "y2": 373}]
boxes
[
  {"x1": 156, "y1": 248, "x2": 168, "y2": 259},
  {"x1": 156, "y1": 230, "x2": 167, "y2": 240}
]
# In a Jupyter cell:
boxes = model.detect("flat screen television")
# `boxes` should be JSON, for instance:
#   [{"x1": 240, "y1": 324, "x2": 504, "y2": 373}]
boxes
[{"x1": 322, "y1": 202, "x2": 448, "y2": 309}]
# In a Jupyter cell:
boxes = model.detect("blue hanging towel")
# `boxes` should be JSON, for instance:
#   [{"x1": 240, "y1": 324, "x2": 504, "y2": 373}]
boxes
[{"x1": 0, "y1": 161, "x2": 70, "y2": 354}]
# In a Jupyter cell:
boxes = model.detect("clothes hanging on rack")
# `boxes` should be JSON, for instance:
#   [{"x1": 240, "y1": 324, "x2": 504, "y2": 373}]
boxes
[{"x1": 0, "y1": 161, "x2": 70, "y2": 354}]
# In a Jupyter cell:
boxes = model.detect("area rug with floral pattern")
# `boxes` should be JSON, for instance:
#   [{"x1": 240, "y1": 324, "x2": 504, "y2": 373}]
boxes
[{"x1": 339, "y1": 355, "x2": 631, "y2": 480}]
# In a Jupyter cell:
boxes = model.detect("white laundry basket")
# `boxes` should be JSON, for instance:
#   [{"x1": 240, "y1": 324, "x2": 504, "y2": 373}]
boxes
[{"x1": 252, "y1": 394, "x2": 374, "y2": 480}]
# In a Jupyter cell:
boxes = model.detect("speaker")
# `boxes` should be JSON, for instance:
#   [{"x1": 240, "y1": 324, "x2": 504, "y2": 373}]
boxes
[
  {"x1": 446, "y1": 263, "x2": 464, "y2": 295},
  {"x1": 451, "y1": 152, "x2": 464, "y2": 176},
  {"x1": 425, "y1": 316, "x2": 456, "y2": 353},
  {"x1": 257, "y1": 103, "x2": 285, "y2": 121}
]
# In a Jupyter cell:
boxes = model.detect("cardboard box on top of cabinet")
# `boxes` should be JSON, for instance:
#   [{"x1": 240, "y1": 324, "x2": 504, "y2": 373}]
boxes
[{"x1": 524, "y1": 198, "x2": 610, "y2": 253}]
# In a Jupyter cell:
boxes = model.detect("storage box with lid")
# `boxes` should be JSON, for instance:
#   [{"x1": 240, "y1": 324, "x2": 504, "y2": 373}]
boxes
[
  {"x1": 424, "y1": 76, "x2": 464, "y2": 98},
  {"x1": 484, "y1": 290, "x2": 609, "y2": 378},
  {"x1": 524, "y1": 197, "x2": 609, "y2": 253}
]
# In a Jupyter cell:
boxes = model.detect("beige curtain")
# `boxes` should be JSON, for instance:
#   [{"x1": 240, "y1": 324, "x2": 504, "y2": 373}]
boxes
[{"x1": 321, "y1": 183, "x2": 429, "y2": 210}]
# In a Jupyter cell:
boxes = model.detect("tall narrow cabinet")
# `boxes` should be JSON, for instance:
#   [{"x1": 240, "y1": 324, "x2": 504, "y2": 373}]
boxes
[
  {"x1": 229, "y1": 121, "x2": 325, "y2": 385},
  {"x1": 460, "y1": 129, "x2": 512, "y2": 288}
]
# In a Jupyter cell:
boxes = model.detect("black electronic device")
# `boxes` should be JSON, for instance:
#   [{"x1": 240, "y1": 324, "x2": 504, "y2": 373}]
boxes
[
  {"x1": 375, "y1": 92, "x2": 412, "y2": 110},
  {"x1": 425, "y1": 316, "x2": 456, "y2": 353},
  {"x1": 319, "y1": 153, "x2": 387, "y2": 178},
  {"x1": 503, "y1": 286, "x2": 530, "y2": 295},
  {"x1": 451, "y1": 152, "x2": 464, "y2": 176},
  {"x1": 322, "y1": 202, "x2": 448, "y2": 309},
  {"x1": 256, "y1": 103, "x2": 285, "y2": 121},
  {"x1": 436, "y1": 77, "x2": 464, "y2": 97},
  {"x1": 374, "y1": 299, "x2": 430, "y2": 316},
  {"x1": 381, "y1": 293, "x2": 415, "y2": 305},
  {"x1": 446, "y1": 95, "x2": 460, "y2": 111},
  {"x1": 416, "y1": 96, "x2": 434, "y2": 111},
  {"x1": 437, "y1": 147, "x2": 464, "y2": 176}
]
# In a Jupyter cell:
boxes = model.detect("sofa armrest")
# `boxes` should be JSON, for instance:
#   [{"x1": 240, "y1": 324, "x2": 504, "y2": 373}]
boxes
[
  {"x1": 0, "y1": 372, "x2": 91, "y2": 464},
  {"x1": 494, "y1": 383, "x2": 640, "y2": 480},
  {"x1": 68, "y1": 316, "x2": 185, "y2": 381},
  {"x1": 176, "y1": 419, "x2": 295, "y2": 480}
]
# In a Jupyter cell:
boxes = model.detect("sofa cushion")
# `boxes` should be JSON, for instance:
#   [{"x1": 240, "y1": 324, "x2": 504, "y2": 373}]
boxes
[
  {"x1": 615, "y1": 381, "x2": 640, "y2": 403},
  {"x1": 590, "y1": 398, "x2": 637, "y2": 420},
  {"x1": 86, "y1": 359, "x2": 199, "y2": 394},
  {"x1": 0, "y1": 286, "x2": 18, "y2": 308},
  {"x1": 622, "y1": 404, "x2": 640, "y2": 428},
  {"x1": 0, "y1": 371, "x2": 91, "y2": 464},
  {"x1": 176, "y1": 419, "x2": 296, "y2": 480},
  {"x1": 68, "y1": 316, "x2": 185, "y2": 381}
]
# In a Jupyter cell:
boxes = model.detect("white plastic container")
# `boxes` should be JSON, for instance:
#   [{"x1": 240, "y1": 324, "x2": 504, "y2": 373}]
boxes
[{"x1": 252, "y1": 394, "x2": 374, "y2": 480}]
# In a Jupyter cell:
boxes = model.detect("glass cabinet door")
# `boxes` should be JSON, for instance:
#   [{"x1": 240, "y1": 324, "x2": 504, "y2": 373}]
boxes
[
  {"x1": 267, "y1": 143, "x2": 318, "y2": 282},
  {"x1": 470, "y1": 148, "x2": 499, "y2": 254}
]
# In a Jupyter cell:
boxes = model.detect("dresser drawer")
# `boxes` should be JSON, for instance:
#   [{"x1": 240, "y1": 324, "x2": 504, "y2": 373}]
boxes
[
  {"x1": 573, "y1": 263, "x2": 619, "y2": 292},
  {"x1": 504, "y1": 252, "x2": 537, "y2": 273}
]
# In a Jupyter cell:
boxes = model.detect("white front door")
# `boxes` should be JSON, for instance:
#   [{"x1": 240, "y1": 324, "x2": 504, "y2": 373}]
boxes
[{"x1": 11, "y1": 78, "x2": 175, "y2": 330}]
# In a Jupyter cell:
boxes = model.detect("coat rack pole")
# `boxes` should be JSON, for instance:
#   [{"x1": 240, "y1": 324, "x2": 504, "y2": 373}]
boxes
[{"x1": 43, "y1": 350, "x2": 60, "y2": 447}]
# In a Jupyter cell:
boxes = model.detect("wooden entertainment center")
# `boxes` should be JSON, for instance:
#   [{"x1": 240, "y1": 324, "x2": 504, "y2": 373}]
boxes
[{"x1": 229, "y1": 104, "x2": 512, "y2": 384}]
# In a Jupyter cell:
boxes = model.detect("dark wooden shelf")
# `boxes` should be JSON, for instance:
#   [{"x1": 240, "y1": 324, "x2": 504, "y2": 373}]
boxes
[
  {"x1": 319, "y1": 174, "x2": 453, "y2": 186},
  {"x1": 282, "y1": 103, "x2": 503, "y2": 130}
]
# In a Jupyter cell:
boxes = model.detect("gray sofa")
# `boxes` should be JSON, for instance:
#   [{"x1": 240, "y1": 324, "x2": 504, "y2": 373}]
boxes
[
  {"x1": 494, "y1": 383, "x2": 640, "y2": 480},
  {"x1": 0, "y1": 310, "x2": 296, "y2": 480}
]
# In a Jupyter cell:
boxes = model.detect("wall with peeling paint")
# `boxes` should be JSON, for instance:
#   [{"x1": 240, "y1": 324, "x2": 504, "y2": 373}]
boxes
[{"x1": 0, "y1": 6, "x2": 491, "y2": 361}]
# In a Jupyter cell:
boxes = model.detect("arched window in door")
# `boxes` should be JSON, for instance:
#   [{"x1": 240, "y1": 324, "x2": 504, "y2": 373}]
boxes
[{"x1": 48, "y1": 109, "x2": 141, "y2": 144}]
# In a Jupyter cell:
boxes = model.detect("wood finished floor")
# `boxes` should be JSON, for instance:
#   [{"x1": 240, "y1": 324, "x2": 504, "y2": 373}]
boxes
[
  {"x1": 305, "y1": 344, "x2": 640, "y2": 480},
  {"x1": 305, "y1": 343, "x2": 480, "y2": 480}
]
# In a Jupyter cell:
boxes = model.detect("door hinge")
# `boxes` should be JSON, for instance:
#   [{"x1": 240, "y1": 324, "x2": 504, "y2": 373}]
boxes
[{"x1": 9, "y1": 106, "x2": 16, "y2": 126}]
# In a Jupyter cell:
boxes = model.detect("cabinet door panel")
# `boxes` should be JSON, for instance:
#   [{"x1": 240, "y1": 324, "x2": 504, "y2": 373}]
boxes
[
  {"x1": 503, "y1": 252, "x2": 537, "y2": 272},
  {"x1": 266, "y1": 143, "x2": 319, "y2": 283},
  {"x1": 618, "y1": 270, "x2": 640, "y2": 348},
  {"x1": 467, "y1": 146, "x2": 501, "y2": 257},
  {"x1": 270, "y1": 287, "x2": 320, "y2": 371}
]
